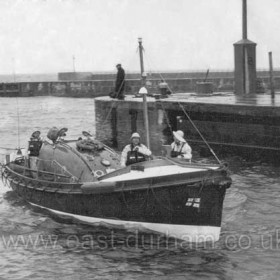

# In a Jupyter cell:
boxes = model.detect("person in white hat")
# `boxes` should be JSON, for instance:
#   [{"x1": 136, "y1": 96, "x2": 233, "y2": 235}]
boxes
[
  {"x1": 170, "y1": 130, "x2": 192, "y2": 160},
  {"x1": 120, "y1": 132, "x2": 152, "y2": 167}
]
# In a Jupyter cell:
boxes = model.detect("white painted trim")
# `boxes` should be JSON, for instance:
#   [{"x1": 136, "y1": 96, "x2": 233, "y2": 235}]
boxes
[
  {"x1": 30, "y1": 202, "x2": 221, "y2": 243},
  {"x1": 102, "y1": 165, "x2": 206, "y2": 182}
]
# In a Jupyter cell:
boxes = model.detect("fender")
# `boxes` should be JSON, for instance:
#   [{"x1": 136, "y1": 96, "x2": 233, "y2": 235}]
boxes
[{"x1": 81, "y1": 181, "x2": 116, "y2": 194}]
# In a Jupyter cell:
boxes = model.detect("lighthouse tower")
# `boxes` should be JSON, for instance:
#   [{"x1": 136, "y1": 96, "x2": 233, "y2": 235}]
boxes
[{"x1": 234, "y1": 0, "x2": 257, "y2": 94}]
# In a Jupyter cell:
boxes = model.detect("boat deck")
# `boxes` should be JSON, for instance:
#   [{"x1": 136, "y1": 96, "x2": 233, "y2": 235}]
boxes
[{"x1": 102, "y1": 165, "x2": 215, "y2": 182}]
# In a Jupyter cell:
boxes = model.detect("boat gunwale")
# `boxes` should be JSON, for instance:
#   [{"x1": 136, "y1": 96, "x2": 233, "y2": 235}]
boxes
[
  {"x1": 98, "y1": 156, "x2": 223, "y2": 181},
  {"x1": 2, "y1": 161, "x2": 231, "y2": 195}
]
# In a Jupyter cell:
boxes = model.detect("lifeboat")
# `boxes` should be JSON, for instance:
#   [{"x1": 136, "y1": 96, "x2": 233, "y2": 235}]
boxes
[{"x1": 1, "y1": 129, "x2": 231, "y2": 243}]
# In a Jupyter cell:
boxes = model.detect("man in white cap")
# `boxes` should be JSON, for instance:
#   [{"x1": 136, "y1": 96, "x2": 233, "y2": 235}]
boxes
[
  {"x1": 170, "y1": 130, "x2": 192, "y2": 160},
  {"x1": 121, "y1": 132, "x2": 152, "y2": 167}
]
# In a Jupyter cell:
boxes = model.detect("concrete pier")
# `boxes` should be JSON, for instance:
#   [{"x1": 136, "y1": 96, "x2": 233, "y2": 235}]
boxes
[
  {"x1": 1, "y1": 69, "x2": 280, "y2": 97},
  {"x1": 95, "y1": 93, "x2": 280, "y2": 162}
]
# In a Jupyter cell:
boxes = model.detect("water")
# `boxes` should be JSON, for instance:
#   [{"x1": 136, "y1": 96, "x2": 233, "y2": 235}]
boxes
[{"x1": 0, "y1": 97, "x2": 280, "y2": 280}]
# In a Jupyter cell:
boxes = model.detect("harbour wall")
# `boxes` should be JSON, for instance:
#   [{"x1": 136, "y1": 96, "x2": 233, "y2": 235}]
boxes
[
  {"x1": 1, "y1": 73, "x2": 280, "y2": 97},
  {"x1": 94, "y1": 95, "x2": 280, "y2": 163}
]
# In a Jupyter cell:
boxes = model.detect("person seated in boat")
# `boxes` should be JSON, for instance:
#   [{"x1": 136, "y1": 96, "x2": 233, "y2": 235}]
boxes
[
  {"x1": 28, "y1": 130, "x2": 43, "y2": 157},
  {"x1": 82, "y1": 131, "x2": 93, "y2": 140},
  {"x1": 30, "y1": 130, "x2": 42, "y2": 141},
  {"x1": 57, "y1": 127, "x2": 68, "y2": 142},
  {"x1": 46, "y1": 127, "x2": 67, "y2": 143},
  {"x1": 170, "y1": 130, "x2": 192, "y2": 161},
  {"x1": 120, "y1": 132, "x2": 152, "y2": 167}
]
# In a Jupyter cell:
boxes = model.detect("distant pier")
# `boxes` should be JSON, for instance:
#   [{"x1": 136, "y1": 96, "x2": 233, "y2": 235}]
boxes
[{"x1": 0, "y1": 69, "x2": 280, "y2": 97}]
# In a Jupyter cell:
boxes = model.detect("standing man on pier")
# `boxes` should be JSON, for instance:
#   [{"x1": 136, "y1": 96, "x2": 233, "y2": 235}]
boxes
[{"x1": 115, "y1": 63, "x2": 125, "y2": 100}]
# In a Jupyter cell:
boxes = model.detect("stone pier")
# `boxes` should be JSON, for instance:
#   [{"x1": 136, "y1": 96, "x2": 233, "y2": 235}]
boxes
[{"x1": 95, "y1": 93, "x2": 280, "y2": 162}]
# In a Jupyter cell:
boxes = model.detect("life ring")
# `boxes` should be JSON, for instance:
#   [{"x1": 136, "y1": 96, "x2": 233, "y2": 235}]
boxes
[{"x1": 94, "y1": 170, "x2": 104, "y2": 177}]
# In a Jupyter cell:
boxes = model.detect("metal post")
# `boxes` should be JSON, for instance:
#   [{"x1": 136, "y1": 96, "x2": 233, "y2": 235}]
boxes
[
  {"x1": 138, "y1": 38, "x2": 150, "y2": 149},
  {"x1": 269, "y1": 51, "x2": 275, "y2": 98},
  {"x1": 142, "y1": 92, "x2": 150, "y2": 149},
  {"x1": 138, "y1": 38, "x2": 145, "y2": 78},
  {"x1": 243, "y1": 0, "x2": 248, "y2": 94},
  {"x1": 242, "y1": 0, "x2": 247, "y2": 40}
]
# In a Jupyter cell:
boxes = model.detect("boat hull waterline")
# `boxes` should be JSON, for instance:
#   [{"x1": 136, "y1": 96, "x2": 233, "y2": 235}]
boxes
[
  {"x1": 30, "y1": 202, "x2": 221, "y2": 243},
  {"x1": 2, "y1": 160, "x2": 231, "y2": 243}
]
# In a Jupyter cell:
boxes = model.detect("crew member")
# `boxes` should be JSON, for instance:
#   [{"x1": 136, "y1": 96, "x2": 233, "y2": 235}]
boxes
[
  {"x1": 121, "y1": 132, "x2": 152, "y2": 167},
  {"x1": 82, "y1": 131, "x2": 93, "y2": 140},
  {"x1": 30, "y1": 130, "x2": 42, "y2": 141},
  {"x1": 57, "y1": 127, "x2": 68, "y2": 142},
  {"x1": 115, "y1": 63, "x2": 125, "y2": 100},
  {"x1": 28, "y1": 130, "x2": 43, "y2": 156},
  {"x1": 158, "y1": 79, "x2": 171, "y2": 97},
  {"x1": 170, "y1": 130, "x2": 192, "y2": 161}
]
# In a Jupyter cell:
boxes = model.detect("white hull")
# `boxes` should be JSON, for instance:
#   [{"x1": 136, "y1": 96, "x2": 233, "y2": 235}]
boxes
[{"x1": 30, "y1": 202, "x2": 221, "y2": 243}]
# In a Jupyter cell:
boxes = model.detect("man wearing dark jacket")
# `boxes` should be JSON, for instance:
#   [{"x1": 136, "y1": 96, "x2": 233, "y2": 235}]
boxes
[{"x1": 115, "y1": 64, "x2": 125, "y2": 100}]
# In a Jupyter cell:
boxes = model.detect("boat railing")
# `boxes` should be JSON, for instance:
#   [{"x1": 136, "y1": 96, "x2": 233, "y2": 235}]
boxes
[
  {"x1": 50, "y1": 159, "x2": 78, "y2": 180},
  {"x1": 9, "y1": 163, "x2": 75, "y2": 181},
  {"x1": 22, "y1": 157, "x2": 79, "y2": 182}
]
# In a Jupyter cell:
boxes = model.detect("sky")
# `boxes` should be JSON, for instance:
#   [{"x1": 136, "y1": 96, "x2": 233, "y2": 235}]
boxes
[{"x1": 0, "y1": 0, "x2": 280, "y2": 74}]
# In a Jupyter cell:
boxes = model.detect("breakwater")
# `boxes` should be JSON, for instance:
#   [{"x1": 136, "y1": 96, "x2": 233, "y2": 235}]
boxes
[
  {"x1": 95, "y1": 94, "x2": 280, "y2": 163},
  {"x1": 1, "y1": 70, "x2": 280, "y2": 97}
]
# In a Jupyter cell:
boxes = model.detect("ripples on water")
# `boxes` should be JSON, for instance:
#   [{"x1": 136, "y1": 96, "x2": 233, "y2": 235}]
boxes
[{"x1": 0, "y1": 97, "x2": 280, "y2": 279}]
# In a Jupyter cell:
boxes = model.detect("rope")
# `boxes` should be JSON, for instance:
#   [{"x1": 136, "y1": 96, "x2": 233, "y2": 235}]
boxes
[
  {"x1": 155, "y1": 81, "x2": 221, "y2": 164},
  {"x1": 115, "y1": 78, "x2": 125, "y2": 99},
  {"x1": 189, "y1": 179, "x2": 207, "y2": 211},
  {"x1": 149, "y1": 181, "x2": 175, "y2": 213},
  {"x1": 98, "y1": 78, "x2": 126, "y2": 129},
  {"x1": 0, "y1": 146, "x2": 21, "y2": 151},
  {"x1": 99, "y1": 42, "x2": 142, "y2": 129},
  {"x1": 146, "y1": 53, "x2": 221, "y2": 164},
  {"x1": 163, "y1": 156, "x2": 214, "y2": 170},
  {"x1": 178, "y1": 104, "x2": 221, "y2": 165},
  {"x1": 100, "y1": 99, "x2": 118, "y2": 127},
  {"x1": 95, "y1": 47, "x2": 133, "y2": 130},
  {"x1": 121, "y1": 182, "x2": 149, "y2": 211},
  {"x1": 143, "y1": 52, "x2": 174, "y2": 94},
  {"x1": 16, "y1": 98, "x2": 21, "y2": 149},
  {"x1": 158, "y1": 100, "x2": 173, "y2": 134}
]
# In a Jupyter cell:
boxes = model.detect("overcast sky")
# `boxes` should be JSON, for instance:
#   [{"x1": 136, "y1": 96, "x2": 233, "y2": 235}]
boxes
[{"x1": 0, "y1": 0, "x2": 280, "y2": 74}]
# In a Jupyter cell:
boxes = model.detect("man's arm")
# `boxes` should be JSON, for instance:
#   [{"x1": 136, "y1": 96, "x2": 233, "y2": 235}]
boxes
[
  {"x1": 137, "y1": 144, "x2": 152, "y2": 156},
  {"x1": 180, "y1": 143, "x2": 192, "y2": 160},
  {"x1": 120, "y1": 145, "x2": 130, "y2": 167}
]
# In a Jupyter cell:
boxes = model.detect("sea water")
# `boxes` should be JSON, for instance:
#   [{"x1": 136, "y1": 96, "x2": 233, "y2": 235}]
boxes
[{"x1": 0, "y1": 96, "x2": 280, "y2": 280}]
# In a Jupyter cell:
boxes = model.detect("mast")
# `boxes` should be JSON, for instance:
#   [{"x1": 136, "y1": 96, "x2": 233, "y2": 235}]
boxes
[{"x1": 138, "y1": 38, "x2": 150, "y2": 149}]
